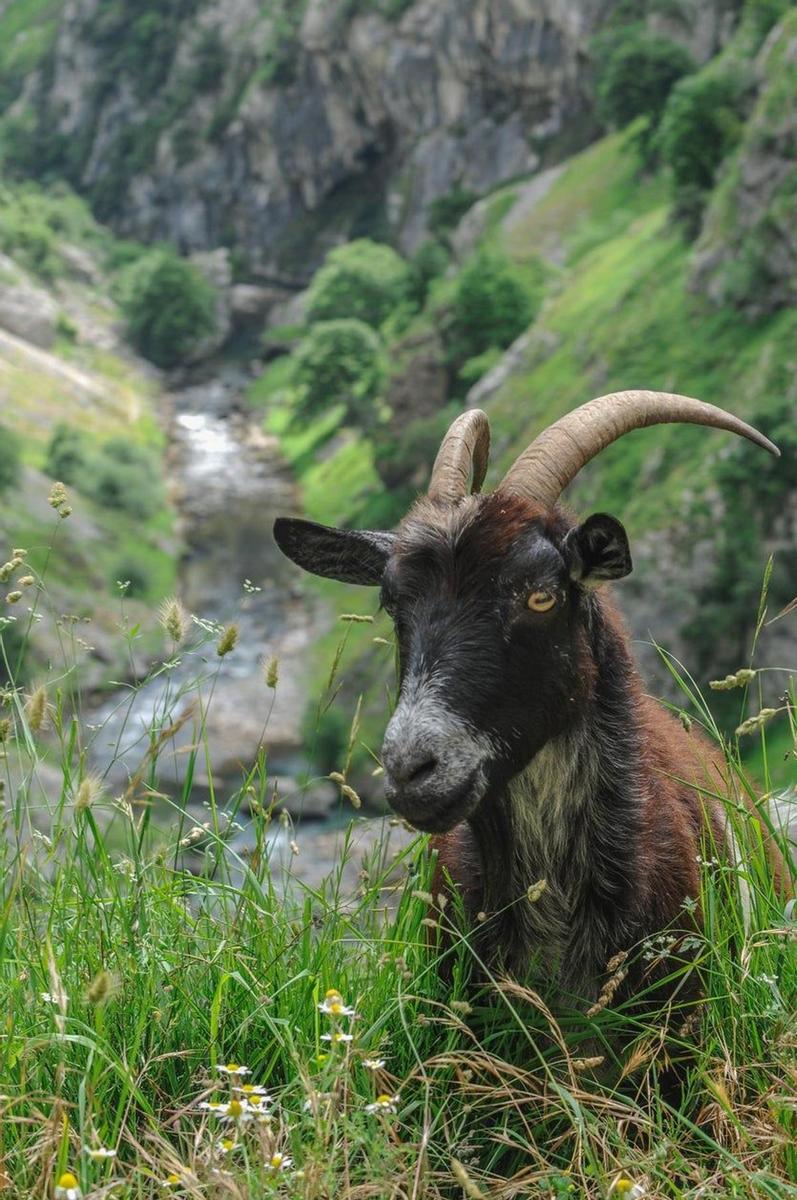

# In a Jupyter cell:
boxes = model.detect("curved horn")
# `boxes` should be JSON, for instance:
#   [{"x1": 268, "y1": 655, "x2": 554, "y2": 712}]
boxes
[
  {"x1": 428, "y1": 408, "x2": 491, "y2": 503},
  {"x1": 499, "y1": 390, "x2": 780, "y2": 506}
]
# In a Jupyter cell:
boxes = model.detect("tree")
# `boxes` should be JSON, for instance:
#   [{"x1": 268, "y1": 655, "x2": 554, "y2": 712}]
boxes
[
  {"x1": 659, "y1": 69, "x2": 744, "y2": 192},
  {"x1": 448, "y1": 251, "x2": 535, "y2": 363},
  {"x1": 292, "y1": 319, "x2": 387, "y2": 427},
  {"x1": 87, "y1": 438, "x2": 164, "y2": 520},
  {"x1": 118, "y1": 248, "x2": 216, "y2": 368},
  {"x1": 305, "y1": 239, "x2": 411, "y2": 329},
  {"x1": 596, "y1": 30, "x2": 695, "y2": 159},
  {"x1": 45, "y1": 424, "x2": 89, "y2": 485}
]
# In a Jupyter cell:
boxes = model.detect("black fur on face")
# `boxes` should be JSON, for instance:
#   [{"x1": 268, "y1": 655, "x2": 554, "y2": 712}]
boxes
[{"x1": 273, "y1": 497, "x2": 631, "y2": 830}]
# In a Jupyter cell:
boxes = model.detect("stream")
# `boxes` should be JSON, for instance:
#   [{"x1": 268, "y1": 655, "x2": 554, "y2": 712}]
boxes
[{"x1": 84, "y1": 367, "x2": 413, "y2": 892}]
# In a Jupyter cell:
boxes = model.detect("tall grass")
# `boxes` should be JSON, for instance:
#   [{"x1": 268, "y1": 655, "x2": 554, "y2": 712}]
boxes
[{"x1": 0, "y1": 498, "x2": 794, "y2": 1199}]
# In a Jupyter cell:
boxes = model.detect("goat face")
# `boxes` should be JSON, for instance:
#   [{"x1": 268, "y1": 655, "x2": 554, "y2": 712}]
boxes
[{"x1": 274, "y1": 493, "x2": 632, "y2": 832}]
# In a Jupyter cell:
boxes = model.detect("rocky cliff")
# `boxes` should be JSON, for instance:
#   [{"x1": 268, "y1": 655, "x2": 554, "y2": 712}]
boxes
[{"x1": 11, "y1": 0, "x2": 736, "y2": 279}]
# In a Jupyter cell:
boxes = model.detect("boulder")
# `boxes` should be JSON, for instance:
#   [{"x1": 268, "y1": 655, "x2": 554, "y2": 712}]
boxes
[{"x1": 0, "y1": 285, "x2": 59, "y2": 349}]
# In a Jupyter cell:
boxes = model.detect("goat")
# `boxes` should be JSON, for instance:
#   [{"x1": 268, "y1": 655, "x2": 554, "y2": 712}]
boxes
[{"x1": 274, "y1": 391, "x2": 785, "y2": 1003}]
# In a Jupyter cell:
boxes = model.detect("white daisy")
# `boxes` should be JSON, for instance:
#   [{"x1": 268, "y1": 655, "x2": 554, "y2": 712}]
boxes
[
  {"x1": 234, "y1": 1083, "x2": 271, "y2": 1100},
  {"x1": 55, "y1": 1173, "x2": 82, "y2": 1200},
  {"x1": 362, "y1": 1057, "x2": 385, "y2": 1070},
  {"x1": 267, "y1": 1152, "x2": 293, "y2": 1172},
  {"x1": 364, "y1": 1093, "x2": 399, "y2": 1114},
  {"x1": 216, "y1": 1062, "x2": 251, "y2": 1077},
  {"x1": 318, "y1": 995, "x2": 357, "y2": 1018},
  {"x1": 82, "y1": 1146, "x2": 117, "y2": 1160},
  {"x1": 214, "y1": 1137, "x2": 241, "y2": 1156},
  {"x1": 320, "y1": 1031, "x2": 353, "y2": 1044}
]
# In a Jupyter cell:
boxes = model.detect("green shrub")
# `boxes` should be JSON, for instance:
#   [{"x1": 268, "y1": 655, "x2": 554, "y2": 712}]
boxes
[
  {"x1": 45, "y1": 424, "x2": 90, "y2": 485},
  {"x1": 112, "y1": 554, "x2": 154, "y2": 599},
  {"x1": 0, "y1": 423, "x2": 22, "y2": 494},
  {"x1": 595, "y1": 30, "x2": 695, "y2": 158},
  {"x1": 305, "y1": 239, "x2": 411, "y2": 329},
  {"x1": 0, "y1": 193, "x2": 59, "y2": 278},
  {"x1": 447, "y1": 251, "x2": 535, "y2": 363},
  {"x1": 428, "y1": 186, "x2": 478, "y2": 238},
  {"x1": 85, "y1": 438, "x2": 163, "y2": 520},
  {"x1": 292, "y1": 319, "x2": 387, "y2": 428},
  {"x1": 409, "y1": 238, "x2": 451, "y2": 306},
  {"x1": 117, "y1": 248, "x2": 216, "y2": 368},
  {"x1": 659, "y1": 69, "x2": 745, "y2": 192}
]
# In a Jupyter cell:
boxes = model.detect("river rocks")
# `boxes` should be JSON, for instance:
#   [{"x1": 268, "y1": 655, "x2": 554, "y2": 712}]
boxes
[{"x1": 0, "y1": 284, "x2": 59, "y2": 348}]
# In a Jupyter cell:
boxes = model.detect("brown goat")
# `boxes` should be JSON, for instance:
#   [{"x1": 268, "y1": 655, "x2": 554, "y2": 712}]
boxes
[{"x1": 275, "y1": 392, "x2": 786, "y2": 1004}]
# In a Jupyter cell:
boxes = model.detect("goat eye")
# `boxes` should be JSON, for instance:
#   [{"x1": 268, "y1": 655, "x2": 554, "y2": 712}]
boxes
[{"x1": 526, "y1": 590, "x2": 556, "y2": 613}]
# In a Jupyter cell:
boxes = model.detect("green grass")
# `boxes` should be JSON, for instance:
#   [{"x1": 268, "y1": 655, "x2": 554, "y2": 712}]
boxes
[{"x1": 0, "y1": 519, "x2": 794, "y2": 1200}]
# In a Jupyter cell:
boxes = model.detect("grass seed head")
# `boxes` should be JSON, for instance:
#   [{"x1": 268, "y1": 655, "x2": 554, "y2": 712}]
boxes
[
  {"x1": 85, "y1": 969, "x2": 117, "y2": 1006},
  {"x1": 265, "y1": 655, "x2": 279, "y2": 688},
  {"x1": 216, "y1": 624, "x2": 238, "y2": 656},
  {"x1": 25, "y1": 685, "x2": 49, "y2": 733},
  {"x1": 450, "y1": 1158, "x2": 486, "y2": 1198},
  {"x1": 48, "y1": 481, "x2": 68, "y2": 509},
  {"x1": 158, "y1": 597, "x2": 189, "y2": 645},
  {"x1": 75, "y1": 774, "x2": 102, "y2": 813}
]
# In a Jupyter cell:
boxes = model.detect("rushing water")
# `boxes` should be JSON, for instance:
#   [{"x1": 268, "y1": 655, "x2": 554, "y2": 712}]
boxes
[{"x1": 87, "y1": 370, "x2": 325, "y2": 807}]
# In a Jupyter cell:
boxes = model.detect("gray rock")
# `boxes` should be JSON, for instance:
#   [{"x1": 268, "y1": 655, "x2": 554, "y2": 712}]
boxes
[
  {"x1": 0, "y1": 285, "x2": 59, "y2": 348},
  {"x1": 188, "y1": 248, "x2": 233, "y2": 360},
  {"x1": 34, "y1": 0, "x2": 617, "y2": 274}
]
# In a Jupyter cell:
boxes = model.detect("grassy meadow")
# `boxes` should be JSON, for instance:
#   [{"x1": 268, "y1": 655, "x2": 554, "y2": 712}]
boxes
[{"x1": 1, "y1": 493, "x2": 795, "y2": 1200}]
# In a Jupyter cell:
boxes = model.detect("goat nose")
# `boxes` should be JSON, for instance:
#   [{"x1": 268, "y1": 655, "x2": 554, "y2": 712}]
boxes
[{"x1": 382, "y1": 741, "x2": 439, "y2": 788}]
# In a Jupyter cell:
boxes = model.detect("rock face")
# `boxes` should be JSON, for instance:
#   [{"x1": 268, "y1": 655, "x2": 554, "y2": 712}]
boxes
[
  {"x1": 691, "y1": 13, "x2": 797, "y2": 314},
  {"x1": 31, "y1": 0, "x2": 617, "y2": 277}
]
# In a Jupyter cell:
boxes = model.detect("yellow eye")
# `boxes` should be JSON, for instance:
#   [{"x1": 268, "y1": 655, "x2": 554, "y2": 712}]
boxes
[{"x1": 527, "y1": 590, "x2": 556, "y2": 613}]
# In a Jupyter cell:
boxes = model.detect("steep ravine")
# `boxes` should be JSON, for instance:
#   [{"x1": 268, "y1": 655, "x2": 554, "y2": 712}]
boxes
[{"x1": 15, "y1": 0, "x2": 737, "y2": 276}]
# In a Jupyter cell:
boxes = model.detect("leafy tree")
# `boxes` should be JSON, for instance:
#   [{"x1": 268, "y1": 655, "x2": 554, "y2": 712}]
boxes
[
  {"x1": 659, "y1": 69, "x2": 745, "y2": 192},
  {"x1": 118, "y1": 248, "x2": 216, "y2": 368},
  {"x1": 292, "y1": 319, "x2": 387, "y2": 427},
  {"x1": 0, "y1": 423, "x2": 22, "y2": 494},
  {"x1": 596, "y1": 30, "x2": 695, "y2": 158},
  {"x1": 448, "y1": 251, "x2": 535, "y2": 363},
  {"x1": 305, "y1": 239, "x2": 411, "y2": 329},
  {"x1": 45, "y1": 424, "x2": 90, "y2": 485},
  {"x1": 409, "y1": 238, "x2": 451, "y2": 307},
  {"x1": 87, "y1": 438, "x2": 164, "y2": 519}
]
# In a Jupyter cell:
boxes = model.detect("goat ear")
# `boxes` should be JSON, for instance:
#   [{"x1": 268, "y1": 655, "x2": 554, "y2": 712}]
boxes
[
  {"x1": 273, "y1": 517, "x2": 394, "y2": 586},
  {"x1": 564, "y1": 513, "x2": 632, "y2": 586}
]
